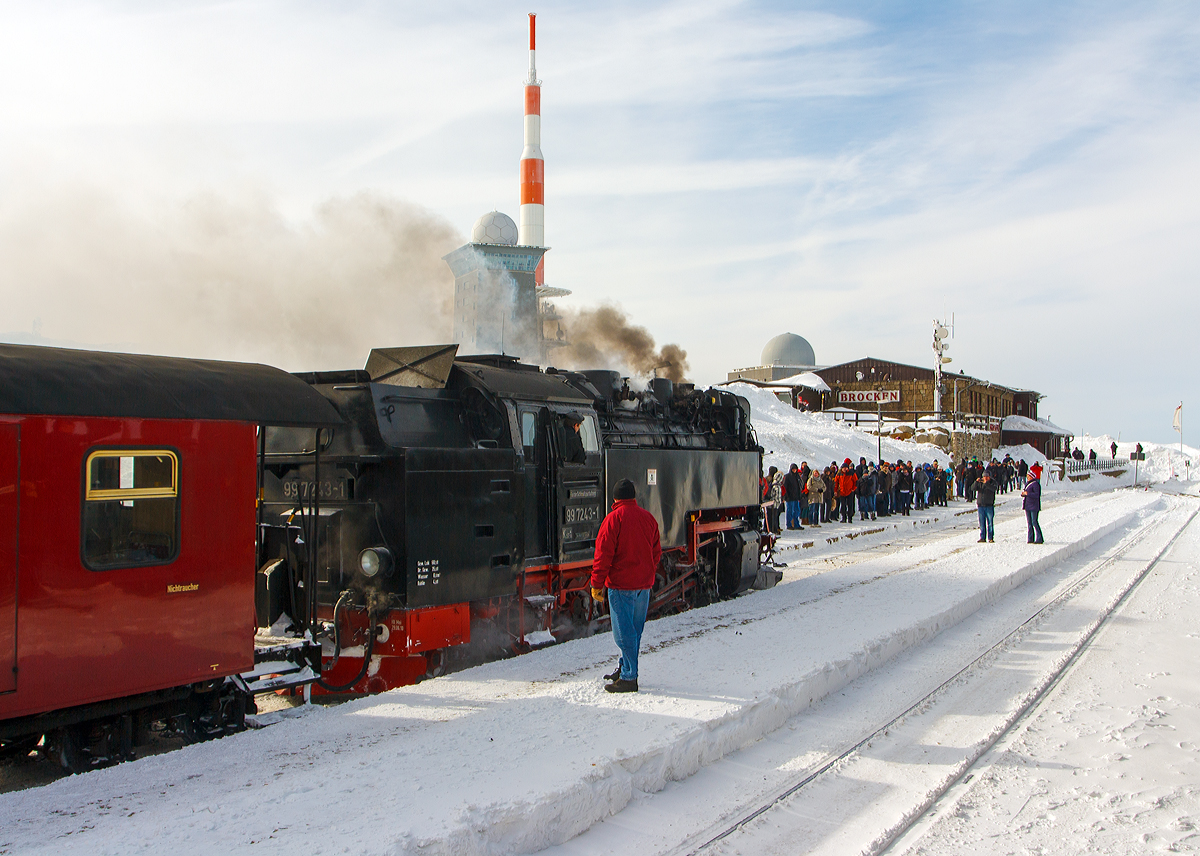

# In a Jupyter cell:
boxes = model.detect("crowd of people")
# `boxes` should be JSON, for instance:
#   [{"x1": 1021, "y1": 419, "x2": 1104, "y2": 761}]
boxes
[{"x1": 761, "y1": 453, "x2": 1041, "y2": 538}]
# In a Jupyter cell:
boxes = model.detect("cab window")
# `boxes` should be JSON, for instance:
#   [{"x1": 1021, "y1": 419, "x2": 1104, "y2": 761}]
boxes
[
  {"x1": 521, "y1": 411, "x2": 537, "y2": 449},
  {"x1": 579, "y1": 416, "x2": 600, "y2": 453},
  {"x1": 82, "y1": 449, "x2": 179, "y2": 570}
]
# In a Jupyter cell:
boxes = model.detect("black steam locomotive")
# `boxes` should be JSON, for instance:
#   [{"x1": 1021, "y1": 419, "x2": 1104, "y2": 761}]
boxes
[{"x1": 256, "y1": 345, "x2": 771, "y2": 693}]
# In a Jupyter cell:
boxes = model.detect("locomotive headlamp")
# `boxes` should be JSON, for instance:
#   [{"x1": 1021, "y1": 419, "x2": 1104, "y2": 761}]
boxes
[{"x1": 359, "y1": 547, "x2": 393, "y2": 578}]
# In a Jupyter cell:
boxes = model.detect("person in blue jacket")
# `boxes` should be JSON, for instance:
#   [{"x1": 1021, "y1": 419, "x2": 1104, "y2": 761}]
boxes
[{"x1": 1022, "y1": 470, "x2": 1044, "y2": 543}]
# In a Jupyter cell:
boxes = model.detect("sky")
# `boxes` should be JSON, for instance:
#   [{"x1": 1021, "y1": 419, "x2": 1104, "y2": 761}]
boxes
[{"x1": 0, "y1": 0, "x2": 1196, "y2": 443}]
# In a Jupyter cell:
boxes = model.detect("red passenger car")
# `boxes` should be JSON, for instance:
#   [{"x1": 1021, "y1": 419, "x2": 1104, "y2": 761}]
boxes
[{"x1": 0, "y1": 344, "x2": 338, "y2": 769}]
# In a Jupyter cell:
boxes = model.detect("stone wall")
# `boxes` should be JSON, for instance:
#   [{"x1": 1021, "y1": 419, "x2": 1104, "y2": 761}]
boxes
[{"x1": 950, "y1": 430, "x2": 1000, "y2": 463}]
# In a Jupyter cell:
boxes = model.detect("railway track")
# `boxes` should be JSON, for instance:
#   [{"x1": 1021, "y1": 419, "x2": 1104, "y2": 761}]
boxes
[{"x1": 668, "y1": 496, "x2": 1196, "y2": 856}]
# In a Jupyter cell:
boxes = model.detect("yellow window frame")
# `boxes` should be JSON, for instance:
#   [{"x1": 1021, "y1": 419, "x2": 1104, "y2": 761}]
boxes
[{"x1": 85, "y1": 449, "x2": 178, "y2": 501}]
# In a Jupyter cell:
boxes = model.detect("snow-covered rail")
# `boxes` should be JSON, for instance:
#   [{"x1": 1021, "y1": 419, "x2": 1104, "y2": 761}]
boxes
[{"x1": 670, "y1": 497, "x2": 1198, "y2": 856}]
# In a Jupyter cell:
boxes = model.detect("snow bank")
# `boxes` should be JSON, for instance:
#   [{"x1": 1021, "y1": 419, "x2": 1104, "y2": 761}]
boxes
[
  {"x1": 0, "y1": 491, "x2": 1160, "y2": 856},
  {"x1": 728, "y1": 383, "x2": 949, "y2": 469},
  {"x1": 1075, "y1": 433, "x2": 1198, "y2": 483}
]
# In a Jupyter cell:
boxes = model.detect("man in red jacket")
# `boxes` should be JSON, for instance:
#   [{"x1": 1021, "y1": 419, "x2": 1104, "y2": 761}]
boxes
[{"x1": 591, "y1": 478, "x2": 662, "y2": 693}]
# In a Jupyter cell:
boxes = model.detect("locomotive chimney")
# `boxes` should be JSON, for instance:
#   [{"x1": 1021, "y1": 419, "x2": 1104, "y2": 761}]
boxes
[{"x1": 519, "y1": 12, "x2": 544, "y2": 251}]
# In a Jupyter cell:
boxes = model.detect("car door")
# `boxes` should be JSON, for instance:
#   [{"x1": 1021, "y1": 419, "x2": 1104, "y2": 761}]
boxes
[{"x1": 0, "y1": 423, "x2": 17, "y2": 693}]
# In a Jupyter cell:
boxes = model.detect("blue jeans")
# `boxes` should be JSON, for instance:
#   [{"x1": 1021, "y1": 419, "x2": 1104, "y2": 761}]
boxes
[
  {"x1": 786, "y1": 500, "x2": 801, "y2": 529},
  {"x1": 1026, "y1": 509, "x2": 1043, "y2": 543},
  {"x1": 978, "y1": 506, "x2": 995, "y2": 540},
  {"x1": 608, "y1": 588, "x2": 650, "y2": 681}
]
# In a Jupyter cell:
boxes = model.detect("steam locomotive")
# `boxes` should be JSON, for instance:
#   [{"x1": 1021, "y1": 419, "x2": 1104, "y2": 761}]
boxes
[{"x1": 257, "y1": 345, "x2": 773, "y2": 693}]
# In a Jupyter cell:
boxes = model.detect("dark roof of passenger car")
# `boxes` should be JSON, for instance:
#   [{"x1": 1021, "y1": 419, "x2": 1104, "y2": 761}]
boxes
[{"x1": 0, "y1": 344, "x2": 343, "y2": 426}]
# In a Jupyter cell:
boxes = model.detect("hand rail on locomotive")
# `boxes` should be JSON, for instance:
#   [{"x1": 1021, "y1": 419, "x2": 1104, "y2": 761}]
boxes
[{"x1": 251, "y1": 424, "x2": 331, "y2": 694}]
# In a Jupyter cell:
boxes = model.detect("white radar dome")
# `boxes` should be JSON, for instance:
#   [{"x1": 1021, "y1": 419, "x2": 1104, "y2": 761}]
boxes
[
  {"x1": 472, "y1": 211, "x2": 519, "y2": 245},
  {"x1": 761, "y1": 332, "x2": 816, "y2": 367}
]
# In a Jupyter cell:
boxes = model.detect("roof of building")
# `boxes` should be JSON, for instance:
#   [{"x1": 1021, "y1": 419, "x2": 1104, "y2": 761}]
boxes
[
  {"x1": 722, "y1": 372, "x2": 831, "y2": 392},
  {"x1": 1002, "y1": 414, "x2": 1070, "y2": 435},
  {"x1": 815, "y1": 358, "x2": 1034, "y2": 397},
  {"x1": 0, "y1": 343, "x2": 343, "y2": 426},
  {"x1": 815, "y1": 357, "x2": 937, "y2": 382},
  {"x1": 442, "y1": 242, "x2": 548, "y2": 277},
  {"x1": 778, "y1": 372, "x2": 830, "y2": 392}
]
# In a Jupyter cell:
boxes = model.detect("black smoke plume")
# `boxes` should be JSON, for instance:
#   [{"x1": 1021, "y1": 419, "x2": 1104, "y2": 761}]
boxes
[{"x1": 554, "y1": 303, "x2": 689, "y2": 382}]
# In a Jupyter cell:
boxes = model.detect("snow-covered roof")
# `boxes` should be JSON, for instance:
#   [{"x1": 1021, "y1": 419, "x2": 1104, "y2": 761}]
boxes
[
  {"x1": 1002, "y1": 414, "x2": 1070, "y2": 435},
  {"x1": 770, "y1": 371, "x2": 831, "y2": 392}
]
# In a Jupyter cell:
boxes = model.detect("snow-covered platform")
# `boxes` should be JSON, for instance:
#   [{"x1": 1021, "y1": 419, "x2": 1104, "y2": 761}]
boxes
[{"x1": 0, "y1": 490, "x2": 1161, "y2": 855}]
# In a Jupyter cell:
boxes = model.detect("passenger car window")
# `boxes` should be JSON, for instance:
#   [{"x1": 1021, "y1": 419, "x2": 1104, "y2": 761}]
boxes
[{"x1": 82, "y1": 450, "x2": 179, "y2": 570}]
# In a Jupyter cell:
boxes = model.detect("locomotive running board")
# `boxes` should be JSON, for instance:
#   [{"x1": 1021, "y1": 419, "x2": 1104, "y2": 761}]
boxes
[{"x1": 241, "y1": 640, "x2": 323, "y2": 694}]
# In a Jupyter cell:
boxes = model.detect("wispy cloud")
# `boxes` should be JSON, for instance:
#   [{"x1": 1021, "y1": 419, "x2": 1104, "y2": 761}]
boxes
[{"x1": 0, "y1": 1, "x2": 1196, "y2": 439}]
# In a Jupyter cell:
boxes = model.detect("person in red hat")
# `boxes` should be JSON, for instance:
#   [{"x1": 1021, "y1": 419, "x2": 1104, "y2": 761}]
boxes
[{"x1": 835, "y1": 462, "x2": 858, "y2": 523}]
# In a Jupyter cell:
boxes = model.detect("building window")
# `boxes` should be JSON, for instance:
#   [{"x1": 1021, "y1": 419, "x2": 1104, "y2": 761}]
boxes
[{"x1": 82, "y1": 449, "x2": 179, "y2": 570}]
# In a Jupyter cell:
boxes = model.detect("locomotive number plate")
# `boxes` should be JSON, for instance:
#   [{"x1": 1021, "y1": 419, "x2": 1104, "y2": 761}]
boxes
[
  {"x1": 564, "y1": 505, "x2": 599, "y2": 524},
  {"x1": 282, "y1": 477, "x2": 348, "y2": 502}
]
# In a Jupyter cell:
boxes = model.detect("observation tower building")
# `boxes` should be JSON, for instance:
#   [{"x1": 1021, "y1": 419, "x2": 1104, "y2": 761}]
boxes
[{"x1": 444, "y1": 13, "x2": 570, "y2": 362}]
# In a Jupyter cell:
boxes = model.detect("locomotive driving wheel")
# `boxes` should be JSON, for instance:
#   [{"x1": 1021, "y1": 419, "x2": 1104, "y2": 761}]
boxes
[{"x1": 425, "y1": 649, "x2": 448, "y2": 679}]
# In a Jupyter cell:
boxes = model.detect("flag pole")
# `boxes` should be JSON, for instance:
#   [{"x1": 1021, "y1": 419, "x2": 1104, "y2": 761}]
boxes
[{"x1": 1175, "y1": 402, "x2": 1184, "y2": 457}]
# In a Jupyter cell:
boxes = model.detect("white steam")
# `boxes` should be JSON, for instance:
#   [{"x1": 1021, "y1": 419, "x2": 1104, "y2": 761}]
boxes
[{"x1": 0, "y1": 185, "x2": 461, "y2": 370}]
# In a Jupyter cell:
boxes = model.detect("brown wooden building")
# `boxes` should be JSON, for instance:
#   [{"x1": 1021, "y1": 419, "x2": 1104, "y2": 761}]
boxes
[
  {"x1": 813, "y1": 357, "x2": 1029, "y2": 424},
  {"x1": 726, "y1": 354, "x2": 1070, "y2": 458}
]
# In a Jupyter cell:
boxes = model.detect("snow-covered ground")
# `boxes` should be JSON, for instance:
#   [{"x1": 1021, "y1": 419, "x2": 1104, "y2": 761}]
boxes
[
  {"x1": 895, "y1": 499, "x2": 1200, "y2": 854},
  {"x1": 2, "y1": 396, "x2": 1198, "y2": 855},
  {"x1": 1073, "y1": 431, "x2": 1199, "y2": 483}
]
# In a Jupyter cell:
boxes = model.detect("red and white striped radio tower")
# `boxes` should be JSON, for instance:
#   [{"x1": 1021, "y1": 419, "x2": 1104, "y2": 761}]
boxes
[{"x1": 519, "y1": 12, "x2": 544, "y2": 253}]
